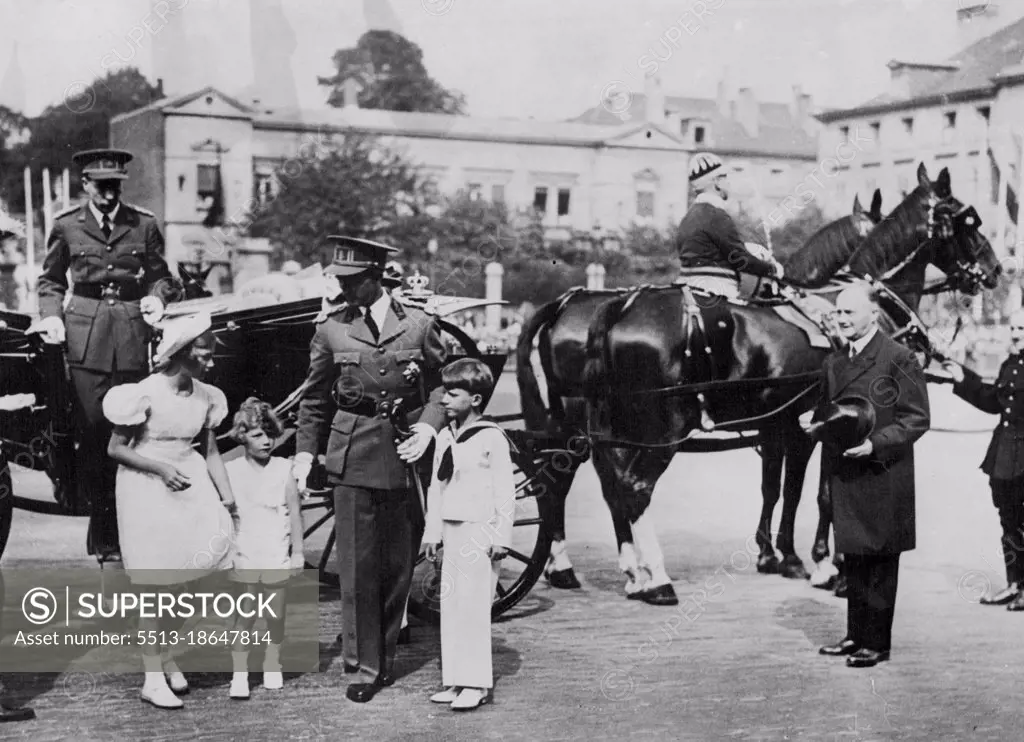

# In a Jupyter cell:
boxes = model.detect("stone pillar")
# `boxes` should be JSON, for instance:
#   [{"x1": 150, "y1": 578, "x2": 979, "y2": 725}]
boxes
[
  {"x1": 586, "y1": 262, "x2": 606, "y2": 290},
  {"x1": 231, "y1": 237, "x2": 272, "y2": 293},
  {"x1": 485, "y1": 262, "x2": 503, "y2": 333}
]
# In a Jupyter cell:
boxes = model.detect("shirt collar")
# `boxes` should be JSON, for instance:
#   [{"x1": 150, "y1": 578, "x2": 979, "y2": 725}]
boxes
[
  {"x1": 88, "y1": 201, "x2": 119, "y2": 227},
  {"x1": 693, "y1": 192, "x2": 728, "y2": 211},
  {"x1": 849, "y1": 325, "x2": 878, "y2": 356},
  {"x1": 367, "y1": 289, "x2": 391, "y2": 315}
]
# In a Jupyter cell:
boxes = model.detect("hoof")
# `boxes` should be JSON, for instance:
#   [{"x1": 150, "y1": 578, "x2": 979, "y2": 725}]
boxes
[
  {"x1": 546, "y1": 568, "x2": 582, "y2": 590},
  {"x1": 833, "y1": 575, "x2": 848, "y2": 599},
  {"x1": 780, "y1": 556, "x2": 810, "y2": 580},
  {"x1": 757, "y1": 554, "x2": 780, "y2": 574},
  {"x1": 809, "y1": 560, "x2": 838, "y2": 589},
  {"x1": 627, "y1": 583, "x2": 678, "y2": 606}
]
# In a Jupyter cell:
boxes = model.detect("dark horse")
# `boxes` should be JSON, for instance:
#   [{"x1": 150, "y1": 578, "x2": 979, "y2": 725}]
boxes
[
  {"x1": 516, "y1": 191, "x2": 885, "y2": 594},
  {"x1": 577, "y1": 163, "x2": 1000, "y2": 604}
]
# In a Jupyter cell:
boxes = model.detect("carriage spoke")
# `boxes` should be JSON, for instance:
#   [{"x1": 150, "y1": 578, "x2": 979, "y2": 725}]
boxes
[
  {"x1": 303, "y1": 511, "x2": 333, "y2": 539},
  {"x1": 495, "y1": 581, "x2": 508, "y2": 598},
  {"x1": 318, "y1": 528, "x2": 336, "y2": 573},
  {"x1": 505, "y1": 548, "x2": 532, "y2": 566},
  {"x1": 514, "y1": 517, "x2": 543, "y2": 527}
]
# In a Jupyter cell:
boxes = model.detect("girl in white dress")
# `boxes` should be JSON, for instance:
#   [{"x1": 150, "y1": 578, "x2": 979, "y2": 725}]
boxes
[
  {"x1": 224, "y1": 397, "x2": 305, "y2": 700},
  {"x1": 104, "y1": 312, "x2": 238, "y2": 710}
]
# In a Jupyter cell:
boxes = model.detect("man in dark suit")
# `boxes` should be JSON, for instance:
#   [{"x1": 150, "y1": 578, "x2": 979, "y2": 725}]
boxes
[
  {"x1": 802, "y1": 284, "x2": 930, "y2": 668},
  {"x1": 28, "y1": 149, "x2": 172, "y2": 562},
  {"x1": 293, "y1": 236, "x2": 447, "y2": 703},
  {"x1": 945, "y1": 309, "x2": 1024, "y2": 609}
]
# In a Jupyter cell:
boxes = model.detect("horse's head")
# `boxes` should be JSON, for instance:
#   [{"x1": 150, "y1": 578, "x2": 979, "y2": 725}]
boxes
[
  {"x1": 917, "y1": 163, "x2": 1002, "y2": 294},
  {"x1": 176, "y1": 264, "x2": 215, "y2": 300}
]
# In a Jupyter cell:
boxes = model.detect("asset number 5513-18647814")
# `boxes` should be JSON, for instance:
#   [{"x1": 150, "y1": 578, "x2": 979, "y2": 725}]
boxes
[{"x1": 135, "y1": 630, "x2": 273, "y2": 646}]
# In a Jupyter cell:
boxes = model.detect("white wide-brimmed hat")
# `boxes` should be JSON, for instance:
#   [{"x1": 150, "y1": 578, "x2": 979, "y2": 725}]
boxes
[{"x1": 152, "y1": 311, "x2": 213, "y2": 368}]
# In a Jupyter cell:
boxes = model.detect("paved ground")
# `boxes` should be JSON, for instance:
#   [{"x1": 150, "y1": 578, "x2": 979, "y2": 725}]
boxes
[{"x1": 1, "y1": 378, "x2": 1022, "y2": 741}]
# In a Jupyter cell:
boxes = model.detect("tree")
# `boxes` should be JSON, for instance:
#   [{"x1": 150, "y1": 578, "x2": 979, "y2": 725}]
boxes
[
  {"x1": 245, "y1": 133, "x2": 439, "y2": 267},
  {"x1": 1, "y1": 68, "x2": 163, "y2": 212},
  {"x1": 318, "y1": 30, "x2": 466, "y2": 114}
]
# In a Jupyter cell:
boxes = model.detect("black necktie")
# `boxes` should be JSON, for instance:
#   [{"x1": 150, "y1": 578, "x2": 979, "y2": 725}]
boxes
[
  {"x1": 101, "y1": 214, "x2": 111, "y2": 239},
  {"x1": 363, "y1": 309, "x2": 379, "y2": 341},
  {"x1": 437, "y1": 423, "x2": 503, "y2": 483}
]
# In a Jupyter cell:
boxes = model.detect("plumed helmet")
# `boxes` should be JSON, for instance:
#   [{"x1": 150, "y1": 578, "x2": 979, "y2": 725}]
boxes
[
  {"x1": 689, "y1": 152, "x2": 724, "y2": 183},
  {"x1": 807, "y1": 395, "x2": 876, "y2": 452}
]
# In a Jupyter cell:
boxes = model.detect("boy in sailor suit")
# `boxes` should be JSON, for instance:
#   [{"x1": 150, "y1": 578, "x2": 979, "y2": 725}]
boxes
[{"x1": 423, "y1": 359, "x2": 516, "y2": 711}]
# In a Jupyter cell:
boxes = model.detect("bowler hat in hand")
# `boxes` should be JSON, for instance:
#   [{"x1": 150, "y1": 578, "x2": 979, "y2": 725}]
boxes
[{"x1": 805, "y1": 395, "x2": 876, "y2": 452}]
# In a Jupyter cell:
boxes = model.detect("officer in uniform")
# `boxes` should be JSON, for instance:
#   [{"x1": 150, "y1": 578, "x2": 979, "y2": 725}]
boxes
[
  {"x1": 292, "y1": 236, "x2": 447, "y2": 703},
  {"x1": 945, "y1": 309, "x2": 1024, "y2": 610},
  {"x1": 28, "y1": 148, "x2": 172, "y2": 562},
  {"x1": 677, "y1": 152, "x2": 784, "y2": 298}
]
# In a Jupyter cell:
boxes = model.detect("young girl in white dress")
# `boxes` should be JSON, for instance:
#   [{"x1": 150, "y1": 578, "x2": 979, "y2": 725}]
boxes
[
  {"x1": 103, "y1": 312, "x2": 238, "y2": 710},
  {"x1": 224, "y1": 397, "x2": 305, "y2": 700}
]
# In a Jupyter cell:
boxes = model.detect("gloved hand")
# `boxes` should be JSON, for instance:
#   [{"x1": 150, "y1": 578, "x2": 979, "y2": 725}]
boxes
[
  {"x1": 773, "y1": 261, "x2": 785, "y2": 280},
  {"x1": 26, "y1": 316, "x2": 65, "y2": 344},
  {"x1": 140, "y1": 296, "x2": 165, "y2": 325},
  {"x1": 292, "y1": 452, "x2": 313, "y2": 492}
]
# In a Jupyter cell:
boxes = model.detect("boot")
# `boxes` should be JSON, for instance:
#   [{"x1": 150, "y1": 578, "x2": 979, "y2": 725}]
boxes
[
  {"x1": 230, "y1": 651, "x2": 250, "y2": 700},
  {"x1": 262, "y1": 643, "x2": 283, "y2": 690},
  {"x1": 141, "y1": 654, "x2": 183, "y2": 709}
]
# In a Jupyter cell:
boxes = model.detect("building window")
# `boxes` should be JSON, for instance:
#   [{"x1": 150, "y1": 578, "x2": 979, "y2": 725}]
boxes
[
  {"x1": 771, "y1": 167, "x2": 784, "y2": 178},
  {"x1": 467, "y1": 182, "x2": 483, "y2": 201},
  {"x1": 978, "y1": 106, "x2": 991, "y2": 123},
  {"x1": 869, "y1": 121, "x2": 881, "y2": 145},
  {"x1": 942, "y1": 111, "x2": 957, "y2": 144},
  {"x1": 491, "y1": 184, "x2": 505, "y2": 204},
  {"x1": 196, "y1": 163, "x2": 221, "y2": 211},
  {"x1": 636, "y1": 189, "x2": 655, "y2": 219},
  {"x1": 694, "y1": 125, "x2": 706, "y2": 145},
  {"x1": 533, "y1": 186, "x2": 548, "y2": 214},
  {"x1": 557, "y1": 188, "x2": 571, "y2": 217},
  {"x1": 901, "y1": 117, "x2": 914, "y2": 136},
  {"x1": 253, "y1": 172, "x2": 273, "y2": 207},
  {"x1": 839, "y1": 125, "x2": 850, "y2": 140}
]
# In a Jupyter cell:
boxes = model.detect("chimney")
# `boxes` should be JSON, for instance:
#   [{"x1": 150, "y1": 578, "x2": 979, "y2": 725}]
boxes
[
  {"x1": 644, "y1": 72, "x2": 666, "y2": 125},
  {"x1": 791, "y1": 85, "x2": 814, "y2": 134},
  {"x1": 155, "y1": 78, "x2": 164, "y2": 100},
  {"x1": 341, "y1": 77, "x2": 362, "y2": 109},
  {"x1": 717, "y1": 68, "x2": 732, "y2": 118},
  {"x1": 737, "y1": 86, "x2": 759, "y2": 138}
]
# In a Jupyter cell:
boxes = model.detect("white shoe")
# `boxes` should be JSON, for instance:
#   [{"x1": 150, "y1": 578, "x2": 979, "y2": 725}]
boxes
[
  {"x1": 430, "y1": 687, "x2": 459, "y2": 704},
  {"x1": 229, "y1": 672, "x2": 250, "y2": 700},
  {"x1": 164, "y1": 666, "x2": 188, "y2": 695},
  {"x1": 141, "y1": 683, "x2": 184, "y2": 709},
  {"x1": 262, "y1": 671, "x2": 283, "y2": 690},
  {"x1": 451, "y1": 687, "x2": 490, "y2": 711}
]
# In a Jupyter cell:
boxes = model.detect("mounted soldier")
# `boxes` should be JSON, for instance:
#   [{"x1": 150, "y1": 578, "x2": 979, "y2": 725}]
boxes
[
  {"x1": 28, "y1": 148, "x2": 173, "y2": 565},
  {"x1": 677, "y1": 152, "x2": 784, "y2": 299}
]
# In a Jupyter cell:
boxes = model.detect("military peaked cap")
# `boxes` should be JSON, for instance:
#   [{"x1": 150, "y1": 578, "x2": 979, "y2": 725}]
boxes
[
  {"x1": 324, "y1": 235, "x2": 399, "y2": 276},
  {"x1": 73, "y1": 148, "x2": 133, "y2": 180}
]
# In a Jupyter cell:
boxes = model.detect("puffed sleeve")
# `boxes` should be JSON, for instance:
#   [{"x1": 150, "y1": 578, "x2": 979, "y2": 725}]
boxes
[
  {"x1": 202, "y1": 383, "x2": 229, "y2": 429},
  {"x1": 102, "y1": 383, "x2": 151, "y2": 426}
]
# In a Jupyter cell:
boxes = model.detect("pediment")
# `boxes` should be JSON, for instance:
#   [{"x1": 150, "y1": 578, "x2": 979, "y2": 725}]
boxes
[
  {"x1": 165, "y1": 88, "x2": 254, "y2": 120},
  {"x1": 605, "y1": 123, "x2": 685, "y2": 150}
]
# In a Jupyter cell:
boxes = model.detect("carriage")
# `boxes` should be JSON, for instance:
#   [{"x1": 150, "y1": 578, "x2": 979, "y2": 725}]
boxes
[{"x1": 0, "y1": 273, "x2": 577, "y2": 626}]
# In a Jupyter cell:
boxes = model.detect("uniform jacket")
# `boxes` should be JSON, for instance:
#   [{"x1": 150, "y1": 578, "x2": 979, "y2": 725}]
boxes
[
  {"x1": 422, "y1": 420, "x2": 517, "y2": 549},
  {"x1": 675, "y1": 200, "x2": 777, "y2": 278},
  {"x1": 37, "y1": 201, "x2": 172, "y2": 372},
  {"x1": 295, "y1": 293, "x2": 448, "y2": 490},
  {"x1": 819, "y1": 330, "x2": 931, "y2": 556},
  {"x1": 954, "y1": 356, "x2": 1024, "y2": 480}
]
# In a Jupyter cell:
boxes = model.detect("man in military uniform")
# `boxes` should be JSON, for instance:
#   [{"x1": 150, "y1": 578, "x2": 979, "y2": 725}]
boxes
[
  {"x1": 293, "y1": 236, "x2": 447, "y2": 703},
  {"x1": 677, "y1": 152, "x2": 784, "y2": 298},
  {"x1": 946, "y1": 309, "x2": 1024, "y2": 610},
  {"x1": 28, "y1": 149, "x2": 172, "y2": 562}
]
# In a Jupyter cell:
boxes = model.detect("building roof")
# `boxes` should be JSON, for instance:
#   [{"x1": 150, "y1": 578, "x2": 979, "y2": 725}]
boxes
[
  {"x1": 571, "y1": 94, "x2": 819, "y2": 159},
  {"x1": 818, "y1": 15, "x2": 1024, "y2": 121}
]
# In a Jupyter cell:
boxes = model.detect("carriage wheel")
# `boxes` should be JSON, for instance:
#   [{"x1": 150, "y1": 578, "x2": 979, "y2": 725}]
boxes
[{"x1": 0, "y1": 453, "x2": 13, "y2": 561}]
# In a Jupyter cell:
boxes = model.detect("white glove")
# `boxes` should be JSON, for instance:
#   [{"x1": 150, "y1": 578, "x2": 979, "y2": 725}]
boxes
[
  {"x1": 26, "y1": 316, "x2": 65, "y2": 344},
  {"x1": 140, "y1": 296, "x2": 165, "y2": 325},
  {"x1": 774, "y1": 262, "x2": 785, "y2": 280},
  {"x1": 292, "y1": 452, "x2": 313, "y2": 491}
]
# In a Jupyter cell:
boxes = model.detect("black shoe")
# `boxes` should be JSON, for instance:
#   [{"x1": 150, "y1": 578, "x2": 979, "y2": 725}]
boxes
[
  {"x1": 0, "y1": 704, "x2": 35, "y2": 723},
  {"x1": 819, "y1": 638, "x2": 859, "y2": 656},
  {"x1": 846, "y1": 649, "x2": 890, "y2": 668},
  {"x1": 343, "y1": 663, "x2": 359, "y2": 674},
  {"x1": 346, "y1": 675, "x2": 394, "y2": 704},
  {"x1": 981, "y1": 584, "x2": 1020, "y2": 605},
  {"x1": 1007, "y1": 592, "x2": 1024, "y2": 611}
]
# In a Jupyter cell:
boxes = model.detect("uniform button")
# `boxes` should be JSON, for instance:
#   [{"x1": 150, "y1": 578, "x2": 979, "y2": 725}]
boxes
[
  {"x1": 1007, "y1": 408, "x2": 1012, "y2": 413},
  {"x1": 380, "y1": 369, "x2": 387, "y2": 376},
  {"x1": 106, "y1": 264, "x2": 113, "y2": 270},
  {"x1": 1005, "y1": 421, "x2": 1011, "y2": 427},
  {"x1": 105, "y1": 246, "x2": 112, "y2": 252},
  {"x1": 380, "y1": 390, "x2": 389, "y2": 397}
]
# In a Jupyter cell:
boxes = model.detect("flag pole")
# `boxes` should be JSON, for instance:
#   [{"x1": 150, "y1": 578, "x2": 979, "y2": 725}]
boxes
[{"x1": 23, "y1": 165, "x2": 35, "y2": 315}]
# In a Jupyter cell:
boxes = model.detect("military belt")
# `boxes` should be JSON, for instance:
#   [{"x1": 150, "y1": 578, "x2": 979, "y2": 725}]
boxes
[
  {"x1": 73, "y1": 282, "x2": 145, "y2": 301},
  {"x1": 334, "y1": 394, "x2": 421, "y2": 419}
]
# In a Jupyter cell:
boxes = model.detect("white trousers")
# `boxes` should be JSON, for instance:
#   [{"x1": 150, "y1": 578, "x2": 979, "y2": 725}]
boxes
[
  {"x1": 677, "y1": 274, "x2": 740, "y2": 299},
  {"x1": 439, "y1": 520, "x2": 501, "y2": 689}
]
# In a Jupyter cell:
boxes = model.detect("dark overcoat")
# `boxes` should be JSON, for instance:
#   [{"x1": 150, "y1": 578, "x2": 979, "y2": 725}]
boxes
[
  {"x1": 295, "y1": 294, "x2": 448, "y2": 490},
  {"x1": 36, "y1": 202, "x2": 172, "y2": 372},
  {"x1": 954, "y1": 357, "x2": 1024, "y2": 481},
  {"x1": 819, "y1": 330, "x2": 931, "y2": 556}
]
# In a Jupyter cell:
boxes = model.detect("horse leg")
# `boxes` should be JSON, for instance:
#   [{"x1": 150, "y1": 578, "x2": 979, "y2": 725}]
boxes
[
  {"x1": 756, "y1": 435, "x2": 784, "y2": 574},
  {"x1": 624, "y1": 450, "x2": 678, "y2": 606},
  {"x1": 809, "y1": 449, "x2": 840, "y2": 590},
  {"x1": 541, "y1": 465, "x2": 582, "y2": 589},
  {"x1": 776, "y1": 426, "x2": 813, "y2": 580}
]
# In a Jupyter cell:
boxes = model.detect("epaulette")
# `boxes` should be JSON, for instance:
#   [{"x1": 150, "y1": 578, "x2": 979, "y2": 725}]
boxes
[
  {"x1": 124, "y1": 202, "x2": 156, "y2": 217},
  {"x1": 52, "y1": 204, "x2": 82, "y2": 220},
  {"x1": 314, "y1": 299, "x2": 348, "y2": 324}
]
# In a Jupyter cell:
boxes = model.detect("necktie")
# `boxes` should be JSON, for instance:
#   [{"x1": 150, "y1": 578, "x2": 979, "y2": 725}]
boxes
[
  {"x1": 101, "y1": 214, "x2": 111, "y2": 240},
  {"x1": 364, "y1": 308, "x2": 380, "y2": 341},
  {"x1": 437, "y1": 423, "x2": 504, "y2": 483}
]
